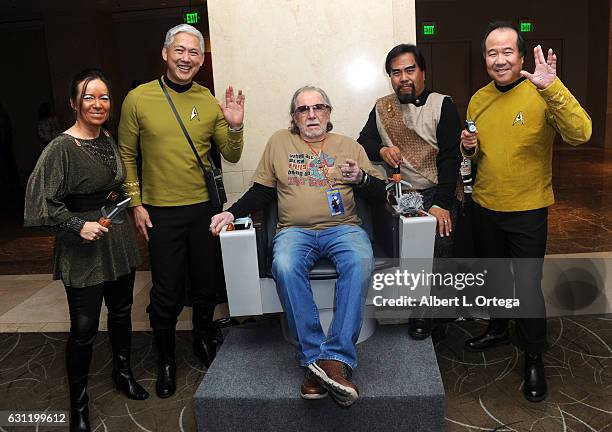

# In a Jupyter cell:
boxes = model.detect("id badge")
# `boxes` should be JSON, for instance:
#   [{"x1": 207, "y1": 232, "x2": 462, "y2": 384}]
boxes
[{"x1": 326, "y1": 189, "x2": 345, "y2": 216}]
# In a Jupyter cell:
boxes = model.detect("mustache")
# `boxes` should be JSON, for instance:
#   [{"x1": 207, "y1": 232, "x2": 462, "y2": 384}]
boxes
[{"x1": 395, "y1": 84, "x2": 416, "y2": 104}]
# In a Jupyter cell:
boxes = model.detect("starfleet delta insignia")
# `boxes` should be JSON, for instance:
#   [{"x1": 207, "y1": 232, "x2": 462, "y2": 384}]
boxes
[
  {"x1": 513, "y1": 111, "x2": 525, "y2": 126},
  {"x1": 190, "y1": 106, "x2": 199, "y2": 121}
]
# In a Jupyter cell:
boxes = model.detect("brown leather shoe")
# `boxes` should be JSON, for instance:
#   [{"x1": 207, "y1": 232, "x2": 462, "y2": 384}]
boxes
[
  {"x1": 308, "y1": 360, "x2": 359, "y2": 407},
  {"x1": 300, "y1": 371, "x2": 327, "y2": 400}
]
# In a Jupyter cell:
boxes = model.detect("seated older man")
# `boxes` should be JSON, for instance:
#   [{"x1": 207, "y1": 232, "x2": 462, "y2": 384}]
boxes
[{"x1": 210, "y1": 85, "x2": 386, "y2": 406}]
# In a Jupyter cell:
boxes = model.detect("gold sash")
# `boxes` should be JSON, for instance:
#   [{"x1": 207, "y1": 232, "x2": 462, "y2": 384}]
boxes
[
  {"x1": 376, "y1": 94, "x2": 463, "y2": 201},
  {"x1": 376, "y1": 94, "x2": 438, "y2": 184}
]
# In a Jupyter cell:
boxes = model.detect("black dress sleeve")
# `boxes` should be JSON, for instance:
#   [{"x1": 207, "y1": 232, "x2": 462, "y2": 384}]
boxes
[
  {"x1": 24, "y1": 138, "x2": 77, "y2": 227},
  {"x1": 433, "y1": 97, "x2": 462, "y2": 209},
  {"x1": 357, "y1": 106, "x2": 384, "y2": 162}
]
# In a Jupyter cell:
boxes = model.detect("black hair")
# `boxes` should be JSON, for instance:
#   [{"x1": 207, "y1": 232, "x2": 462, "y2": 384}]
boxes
[
  {"x1": 69, "y1": 68, "x2": 113, "y2": 122},
  {"x1": 384, "y1": 44, "x2": 426, "y2": 75},
  {"x1": 481, "y1": 21, "x2": 526, "y2": 58}
]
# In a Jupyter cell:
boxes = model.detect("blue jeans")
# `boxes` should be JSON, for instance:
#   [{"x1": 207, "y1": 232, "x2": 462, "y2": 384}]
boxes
[{"x1": 272, "y1": 224, "x2": 374, "y2": 369}]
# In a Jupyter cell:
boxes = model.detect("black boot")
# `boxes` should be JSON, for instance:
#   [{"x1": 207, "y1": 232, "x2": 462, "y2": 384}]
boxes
[
  {"x1": 65, "y1": 322, "x2": 94, "y2": 432},
  {"x1": 192, "y1": 305, "x2": 223, "y2": 368},
  {"x1": 108, "y1": 324, "x2": 149, "y2": 400},
  {"x1": 524, "y1": 352, "x2": 547, "y2": 402},
  {"x1": 464, "y1": 319, "x2": 510, "y2": 352},
  {"x1": 408, "y1": 318, "x2": 434, "y2": 340},
  {"x1": 154, "y1": 328, "x2": 176, "y2": 398},
  {"x1": 68, "y1": 378, "x2": 90, "y2": 432},
  {"x1": 192, "y1": 328, "x2": 223, "y2": 368}
]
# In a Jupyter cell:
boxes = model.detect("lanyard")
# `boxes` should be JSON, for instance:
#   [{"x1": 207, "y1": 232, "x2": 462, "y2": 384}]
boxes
[{"x1": 305, "y1": 139, "x2": 336, "y2": 189}]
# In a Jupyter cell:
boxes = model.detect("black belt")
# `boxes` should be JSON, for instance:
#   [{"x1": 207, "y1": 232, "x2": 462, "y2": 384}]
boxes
[{"x1": 64, "y1": 190, "x2": 122, "y2": 212}]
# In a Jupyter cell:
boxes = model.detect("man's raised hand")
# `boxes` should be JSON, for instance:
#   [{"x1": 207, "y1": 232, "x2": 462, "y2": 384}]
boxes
[
  {"x1": 520, "y1": 45, "x2": 557, "y2": 90},
  {"x1": 220, "y1": 85, "x2": 245, "y2": 129}
]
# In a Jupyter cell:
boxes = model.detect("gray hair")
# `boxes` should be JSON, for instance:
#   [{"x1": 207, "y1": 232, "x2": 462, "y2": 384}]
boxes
[
  {"x1": 289, "y1": 85, "x2": 334, "y2": 134},
  {"x1": 164, "y1": 24, "x2": 205, "y2": 52}
]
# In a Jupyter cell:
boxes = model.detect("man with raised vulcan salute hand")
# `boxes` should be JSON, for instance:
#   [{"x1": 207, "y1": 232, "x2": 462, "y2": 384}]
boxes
[
  {"x1": 119, "y1": 23, "x2": 245, "y2": 399},
  {"x1": 460, "y1": 21, "x2": 591, "y2": 403}
]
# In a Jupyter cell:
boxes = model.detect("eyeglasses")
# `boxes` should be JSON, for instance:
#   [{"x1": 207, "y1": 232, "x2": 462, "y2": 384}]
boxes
[{"x1": 294, "y1": 104, "x2": 331, "y2": 115}]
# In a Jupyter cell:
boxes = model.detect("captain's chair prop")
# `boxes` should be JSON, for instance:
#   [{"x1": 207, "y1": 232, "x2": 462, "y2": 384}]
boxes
[{"x1": 219, "y1": 192, "x2": 437, "y2": 343}]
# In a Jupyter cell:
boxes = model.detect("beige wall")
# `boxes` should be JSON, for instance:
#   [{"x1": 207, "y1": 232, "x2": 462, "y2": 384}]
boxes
[{"x1": 207, "y1": 0, "x2": 416, "y2": 204}]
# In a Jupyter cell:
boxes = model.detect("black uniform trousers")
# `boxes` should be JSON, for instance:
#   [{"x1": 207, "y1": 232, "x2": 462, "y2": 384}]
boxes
[
  {"x1": 145, "y1": 201, "x2": 225, "y2": 330},
  {"x1": 472, "y1": 203, "x2": 549, "y2": 353}
]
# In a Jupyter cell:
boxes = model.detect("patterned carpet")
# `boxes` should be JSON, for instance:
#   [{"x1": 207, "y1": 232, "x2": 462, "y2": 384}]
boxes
[
  {"x1": 0, "y1": 331, "x2": 203, "y2": 432},
  {"x1": 0, "y1": 317, "x2": 610, "y2": 431},
  {"x1": 439, "y1": 318, "x2": 612, "y2": 431}
]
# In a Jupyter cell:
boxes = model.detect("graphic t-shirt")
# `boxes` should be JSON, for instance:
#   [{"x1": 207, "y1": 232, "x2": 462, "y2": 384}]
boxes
[{"x1": 253, "y1": 129, "x2": 384, "y2": 230}]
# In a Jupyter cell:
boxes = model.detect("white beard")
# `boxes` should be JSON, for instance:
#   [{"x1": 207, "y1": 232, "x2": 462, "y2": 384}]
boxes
[{"x1": 300, "y1": 123, "x2": 326, "y2": 139}]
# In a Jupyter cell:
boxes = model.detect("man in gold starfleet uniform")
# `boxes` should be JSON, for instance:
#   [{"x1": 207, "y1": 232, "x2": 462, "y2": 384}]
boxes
[
  {"x1": 461, "y1": 21, "x2": 591, "y2": 403},
  {"x1": 119, "y1": 24, "x2": 245, "y2": 398}
]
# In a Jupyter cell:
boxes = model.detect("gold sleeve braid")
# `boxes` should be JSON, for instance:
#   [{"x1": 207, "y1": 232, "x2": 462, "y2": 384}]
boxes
[
  {"x1": 122, "y1": 181, "x2": 142, "y2": 205},
  {"x1": 539, "y1": 78, "x2": 592, "y2": 146}
]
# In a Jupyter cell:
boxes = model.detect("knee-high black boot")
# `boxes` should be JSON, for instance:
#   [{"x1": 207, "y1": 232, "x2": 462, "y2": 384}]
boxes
[
  {"x1": 108, "y1": 323, "x2": 149, "y2": 400},
  {"x1": 192, "y1": 304, "x2": 223, "y2": 368},
  {"x1": 66, "y1": 338, "x2": 92, "y2": 432},
  {"x1": 68, "y1": 377, "x2": 90, "y2": 432},
  {"x1": 154, "y1": 328, "x2": 176, "y2": 398}
]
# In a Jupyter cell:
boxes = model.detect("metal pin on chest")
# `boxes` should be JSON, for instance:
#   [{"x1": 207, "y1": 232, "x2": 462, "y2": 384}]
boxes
[{"x1": 386, "y1": 102, "x2": 395, "y2": 118}]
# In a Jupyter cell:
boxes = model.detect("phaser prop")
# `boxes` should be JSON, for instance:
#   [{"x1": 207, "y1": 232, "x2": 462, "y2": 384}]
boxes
[
  {"x1": 83, "y1": 197, "x2": 131, "y2": 243},
  {"x1": 385, "y1": 165, "x2": 413, "y2": 199},
  {"x1": 384, "y1": 166, "x2": 424, "y2": 216}
]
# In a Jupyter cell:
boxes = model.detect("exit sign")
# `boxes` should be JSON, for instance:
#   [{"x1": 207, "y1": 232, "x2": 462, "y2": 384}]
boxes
[
  {"x1": 184, "y1": 11, "x2": 201, "y2": 25},
  {"x1": 422, "y1": 22, "x2": 437, "y2": 36},
  {"x1": 520, "y1": 20, "x2": 533, "y2": 33}
]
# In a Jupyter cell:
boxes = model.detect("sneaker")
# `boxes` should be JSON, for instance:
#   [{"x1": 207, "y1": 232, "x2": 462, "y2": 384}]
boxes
[
  {"x1": 308, "y1": 360, "x2": 359, "y2": 407},
  {"x1": 300, "y1": 371, "x2": 327, "y2": 400}
]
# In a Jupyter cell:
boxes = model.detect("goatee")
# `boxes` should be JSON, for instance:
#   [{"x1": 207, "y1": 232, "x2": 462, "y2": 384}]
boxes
[{"x1": 395, "y1": 86, "x2": 416, "y2": 104}]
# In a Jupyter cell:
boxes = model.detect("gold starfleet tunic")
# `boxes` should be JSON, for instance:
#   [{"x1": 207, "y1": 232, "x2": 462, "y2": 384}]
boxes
[
  {"x1": 119, "y1": 79, "x2": 244, "y2": 207},
  {"x1": 463, "y1": 78, "x2": 592, "y2": 212}
]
